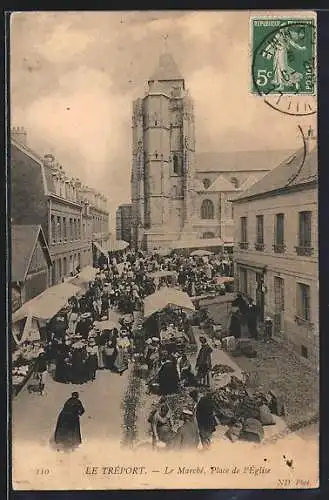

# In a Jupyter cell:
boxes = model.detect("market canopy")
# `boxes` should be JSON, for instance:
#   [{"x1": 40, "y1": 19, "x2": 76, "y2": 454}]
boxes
[
  {"x1": 108, "y1": 239, "x2": 129, "y2": 252},
  {"x1": 143, "y1": 287, "x2": 195, "y2": 318},
  {"x1": 191, "y1": 249, "x2": 214, "y2": 257},
  {"x1": 92, "y1": 241, "x2": 108, "y2": 255},
  {"x1": 214, "y1": 276, "x2": 234, "y2": 285},
  {"x1": 12, "y1": 282, "x2": 81, "y2": 323}
]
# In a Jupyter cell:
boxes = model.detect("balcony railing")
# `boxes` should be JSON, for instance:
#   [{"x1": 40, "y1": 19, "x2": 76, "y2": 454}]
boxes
[
  {"x1": 273, "y1": 243, "x2": 286, "y2": 253},
  {"x1": 239, "y1": 241, "x2": 249, "y2": 250},
  {"x1": 254, "y1": 242, "x2": 265, "y2": 251},
  {"x1": 295, "y1": 245, "x2": 313, "y2": 256}
]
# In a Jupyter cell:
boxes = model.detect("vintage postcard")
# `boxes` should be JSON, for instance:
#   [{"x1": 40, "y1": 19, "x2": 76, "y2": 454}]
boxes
[{"x1": 9, "y1": 10, "x2": 318, "y2": 490}]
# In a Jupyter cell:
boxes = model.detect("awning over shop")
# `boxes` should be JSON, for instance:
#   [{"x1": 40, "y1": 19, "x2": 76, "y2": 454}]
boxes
[
  {"x1": 223, "y1": 237, "x2": 234, "y2": 247},
  {"x1": 214, "y1": 276, "x2": 234, "y2": 285},
  {"x1": 143, "y1": 287, "x2": 195, "y2": 318},
  {"x1": 191, "y1": 249, "x2": 213, "y2": 257},
  {"x1": 108, "y1": 239, "x2": 129, "y2": 252},
  {"x1": 92, "y1": 241, "x2": 108, "y2": 255},
  {"x1": 12, "y1": 282, "x2": 81, "y2": 323},
  {"x1": 12, "y1": 313, "x2": 41, "y2": 345},
  {"x1": 170, "y1": 238, "x2": 224, "y2": 250}
]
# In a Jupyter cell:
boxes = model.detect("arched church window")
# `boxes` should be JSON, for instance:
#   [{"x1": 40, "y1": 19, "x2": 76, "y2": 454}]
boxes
[
  {"x1": 230, "y1": 177, "x2": 239, "y2": 188},
  {"x1": 154, "y1": 150, "x2": 158, "y2": 159},
  {"x1": 201, "y1": 199, "x2": 215, "y2": 220},
  {"x1": 203, "y1": 232, "x2": 215, "y2": 239},
  {"x1": 203, "y1": 178, "x2": 211, "y2": 189},
  {"x1": 154, "y1": 113, "x2": 158, "y2": 126},
  {"x1": 173, "y1": 155, "x2": 182, "y2": 175}
]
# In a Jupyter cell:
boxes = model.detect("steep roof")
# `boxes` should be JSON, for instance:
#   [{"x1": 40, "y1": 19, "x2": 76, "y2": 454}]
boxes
[
  {"x1": 11, "y1": 225, "x2": 51, "y2": 282},
  {"x1": 238, "y1": 175, "x2": 260, "y2": 192},
  {"x1": 208, "y1": 175, "x2": 236, "y2": 192},
  {"x1": 149, "y1": 53, "x2": 184, "y2": 82},
  {"x1": 195, "y1": 150, "x2": 295, "y2": 173},
  {"x1": 233, "y1": 146, "x2": 317, "y2": 202}
]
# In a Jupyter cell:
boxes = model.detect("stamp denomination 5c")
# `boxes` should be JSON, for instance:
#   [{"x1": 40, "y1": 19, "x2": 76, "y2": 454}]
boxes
[{"x1": 251, "y1": 17, "x2": 316, "y2": 97}]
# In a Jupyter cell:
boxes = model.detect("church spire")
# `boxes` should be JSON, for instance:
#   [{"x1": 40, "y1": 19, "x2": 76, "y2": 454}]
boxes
[{"x1": 148, "y1": 52, "x2": 184, "y2": 83}]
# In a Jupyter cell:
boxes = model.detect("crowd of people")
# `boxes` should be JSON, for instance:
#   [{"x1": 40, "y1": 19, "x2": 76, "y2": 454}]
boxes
[{"x1": 42, "y1": 246, "x2": 243, "y2": 451}]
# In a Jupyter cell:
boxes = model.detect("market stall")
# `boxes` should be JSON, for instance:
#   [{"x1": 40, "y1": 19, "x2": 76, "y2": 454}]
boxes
[
  {"x1": 142, "y1": 288, "x2": 195, "y2": 353},
  {"x1": 143, "y1": 287, "x2": 195, "y2": 319},
  {"x1": 108, "y1": 239, "x2": 129, "y2": 252},
  {"x1": 11, "y1": 282, "x2": 81, "y2": 396},
  {"x1": 12, "y1": 282, "x2": 81, "y2": 324}
]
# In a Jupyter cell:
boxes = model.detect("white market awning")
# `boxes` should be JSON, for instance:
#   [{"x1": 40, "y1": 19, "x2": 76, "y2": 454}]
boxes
[
  {"x1": 12, "y1": 282, "x2": 81, "y2": 323},
  {"x1": 93, "y1": 241, "x2": 108, "y2": 255},
  {"x1": 191, "y1": 249, "x2": 214, "y2": 257},
  {"x1": 108, "y1": 240, "x2": 129, "y2": 252},
  {"x1": 143, "y1": 287, "x2": 195, "y2": 318}
]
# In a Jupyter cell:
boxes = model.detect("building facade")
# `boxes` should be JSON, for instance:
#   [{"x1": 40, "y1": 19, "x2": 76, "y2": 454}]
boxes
[
  {"x1": 11, "y1": 224, "x2": 52, "y2": 309},
  {"x1": 131, "y1": 53, "x2": 197, "y2": 250},
  {"x1": 232, "y1": 141, "x2": 318, "y2": 366},
  {"x1": 11, "y1": 130, "x2": 109, "y2": 285},
  {"x1": 116, "y1": 204, "x2": 132, "y2": 243},
  {"x1": 78, "y1": 186, "x2": 110, "y2": 267},
  {"x1": 131, "y1": 54, "x2": 293, "y2": 251}
]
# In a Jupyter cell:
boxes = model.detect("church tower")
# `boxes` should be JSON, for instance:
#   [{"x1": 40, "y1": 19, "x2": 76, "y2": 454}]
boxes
[{"x1": 131, "y1": 53, "x2": 196, "y2": 250}]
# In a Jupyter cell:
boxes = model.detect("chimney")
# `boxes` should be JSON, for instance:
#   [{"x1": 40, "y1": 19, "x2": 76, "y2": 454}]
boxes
[{"x1": 11, "y1": 126, "x2": 27, "y2": 146}]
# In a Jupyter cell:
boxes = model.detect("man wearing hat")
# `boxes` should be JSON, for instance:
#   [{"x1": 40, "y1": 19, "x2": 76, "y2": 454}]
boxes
[
  {"x1": 196, "y1": 336, "x2": 213, "y2": 387},
  {"x1": 54, "y1": 392, "x2": 85, "y2": 450},
  {"x1": 173, "y1": 409, "x2": 200, "y2": 450}
]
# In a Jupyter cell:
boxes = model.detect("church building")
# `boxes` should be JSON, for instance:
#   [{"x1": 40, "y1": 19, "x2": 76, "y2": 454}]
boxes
[{"x1": 131, "y1": 53, "x2": 293, "y2": 251}]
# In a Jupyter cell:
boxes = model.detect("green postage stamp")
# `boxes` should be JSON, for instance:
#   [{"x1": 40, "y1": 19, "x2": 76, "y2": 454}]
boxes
[{"x1": 251, "y1": 17, "x2": 316, "y2": 95}]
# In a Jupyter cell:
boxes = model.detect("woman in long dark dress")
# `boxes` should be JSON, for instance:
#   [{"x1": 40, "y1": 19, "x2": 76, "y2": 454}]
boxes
[
  {"x1": 55, "y1": 352, "x2": 69, "y2": 383},
  {"x1": 158, "y1": 354, "x2": 180, "y2": 396},
  {"x1": 71, "y1": 347, "x2": 87, "y2": 384},
  {"x1": 54, "y1": 392, "x2": 85, "y2": 450}
]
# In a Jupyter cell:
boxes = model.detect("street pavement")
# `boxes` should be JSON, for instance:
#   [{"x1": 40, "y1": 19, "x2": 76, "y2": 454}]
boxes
[
  {"x1": 12, "y1": 309, "x2": 130, "y2": 447},
  {"x1": 12, "y1": 297, "x2": 317, "y2": 451}
]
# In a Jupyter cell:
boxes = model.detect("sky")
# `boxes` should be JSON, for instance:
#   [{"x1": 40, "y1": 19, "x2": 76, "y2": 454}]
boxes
[{"x1": 10, "y1": 11, "x2": 316, "y2": 228}]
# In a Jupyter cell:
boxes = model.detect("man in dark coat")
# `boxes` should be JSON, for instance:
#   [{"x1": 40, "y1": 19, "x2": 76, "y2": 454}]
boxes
[
  {"x1": 229, "y1": 307, "x2": 241, "y2": 339},
  {"x1": 190, "y1": 389, "x2": 217, "y2": 449},
  {"x1": 247, "y1": 298, "x2": 258, "y2": 339},
  {"x1": 196, "y1": 336, "x2": 213, "y2": 387},
  {"x1": 232, "y1": 292, "x2": 248, "y2": 312},
  {"x1": 54, "y1": 392, "x2": 85, "y2": 449},
  {"x1": 158, "y1": 353, "x2": 180, "y2": 395}
]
